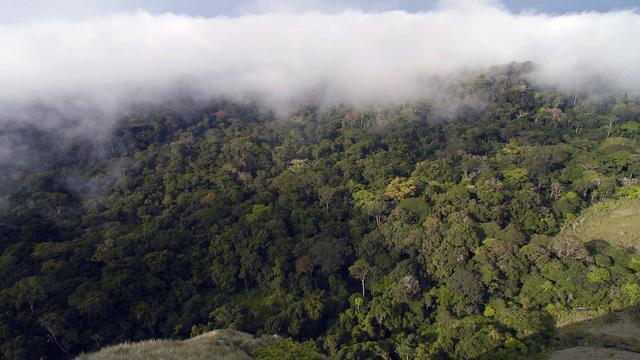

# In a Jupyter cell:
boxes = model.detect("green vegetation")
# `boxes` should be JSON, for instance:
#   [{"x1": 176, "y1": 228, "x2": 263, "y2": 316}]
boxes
[{"x1": 1, "y1": 64, "x2": 640, "y2": 359}]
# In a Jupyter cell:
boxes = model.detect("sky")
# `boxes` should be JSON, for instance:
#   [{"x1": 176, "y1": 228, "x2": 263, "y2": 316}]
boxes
[{"x1": 1, "y1": 0, "x2": 639, "y2": 22}]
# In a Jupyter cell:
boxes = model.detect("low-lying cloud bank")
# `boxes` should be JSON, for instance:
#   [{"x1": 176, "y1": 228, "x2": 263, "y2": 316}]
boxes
[{"x1": 0, "y1": 1, "x2": 639, "y2": 133}]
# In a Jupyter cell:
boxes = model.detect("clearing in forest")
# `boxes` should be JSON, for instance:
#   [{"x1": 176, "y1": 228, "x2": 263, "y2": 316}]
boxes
[{"x1": 564, "y1": 197, "x2": 640, "y2": 251}]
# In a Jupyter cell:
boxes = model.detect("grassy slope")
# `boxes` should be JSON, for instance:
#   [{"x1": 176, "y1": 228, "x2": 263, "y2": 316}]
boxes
[
  {"x1": 551, "y1": 197, "x2": 640, "y2": 359},
  {"x1": 550, "y1": 196, "x2": 640, "y2": 328},
  {"x1": 75, "y1": 330, "x2": 270, "y2": 360},
  {"x1": 548, "y1": 347, "x2": 640, "y2": 360},
  {"x1": 564, "y1": 197, "x2": 640, "y2": 250},
  {"x1": 549, "y1": 305, "x2": 640, "y2": 358}
]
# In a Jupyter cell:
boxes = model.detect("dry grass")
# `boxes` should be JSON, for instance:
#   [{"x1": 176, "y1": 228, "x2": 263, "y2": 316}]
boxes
[
  {"x1": 589, "y1": 312, "x2": 640, "y2": 342},
  {"x1": 564, "y1": 197, "x2": 640, "y2": 251},
  {"x1": 552, "y1": 307, "x2": 640, "y2": 359},
  {"x1": 552, "y1": 308, "x2": 609, "y2": 328},
  {"x1": 548, "y1": 346, "x2": 640, "y2": 360},
  {"x1": 75, "y1": 329, "x2": 271, "y2": 360}
]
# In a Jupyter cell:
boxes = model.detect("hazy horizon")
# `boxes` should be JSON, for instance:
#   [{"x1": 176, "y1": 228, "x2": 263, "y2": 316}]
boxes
[{"x1": 1, "y1": 0, "x2": 639, "y2": 165}]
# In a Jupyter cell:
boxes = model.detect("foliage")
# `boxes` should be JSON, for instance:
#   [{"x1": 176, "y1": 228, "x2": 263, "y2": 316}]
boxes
[
  {"x1": 2, "y1": 65, "x2": 640, "y2": 359},
  {"x1": 253, "y1": 338, "x2": 325, "y2": 360}
]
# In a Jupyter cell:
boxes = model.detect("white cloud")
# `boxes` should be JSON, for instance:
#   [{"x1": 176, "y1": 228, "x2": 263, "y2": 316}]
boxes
[{"x1": 0, "y1": 1, "x2": 639, "y2": 124}]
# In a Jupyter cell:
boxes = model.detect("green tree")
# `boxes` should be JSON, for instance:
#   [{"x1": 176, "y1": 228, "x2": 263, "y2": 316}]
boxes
[{"x1": 349, "y1": 259, "x2": 372, "y2": 298}]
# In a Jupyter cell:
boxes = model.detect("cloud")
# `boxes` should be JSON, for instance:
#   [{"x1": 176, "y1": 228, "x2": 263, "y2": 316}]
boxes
[{"x1": 0, "y1": 1, "x2": 639, "y2": 134}]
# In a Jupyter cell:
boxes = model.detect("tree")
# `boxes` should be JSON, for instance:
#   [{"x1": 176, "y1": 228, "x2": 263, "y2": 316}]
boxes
[
  {"x1": 253, "y1": 338, "x2": 325, "y2": 360},
  {"x1": 446, "y1": 267, "x2": 486, "y2": 316},
  {"x1": 620, "y1": 121, "x2": 640, "y2": 142},
  {"x1": 349, "y1": 259, "x2": 371, "y2": 298},
  {"x1": 310, "y1": 236, "x2": 352, "y2": 274},
  {"x1": 550, "y1": 234, "x2": 587, "y2": 260},
  {"x1": 317, "y1": 186, "x2": 338, "y2": 211},
  {"x1": 38, "y1": 313, "x2": 69, "y2": 356},
  {"x1": 7, "y1": 276, "x2": 46, "y2": 313},
  {"x1": 392, "y1": 275, "x2": 420, "y2": 303},
  {"x1": 587, "y1": 268, "x2": 611, "y2": 283},
  {"x1": 353, "y1": 190, "x2": 388, "y2": 226},
  {"x1": 395, "y1": 334, "x2": 419, "y2": 360},
  {"x1": 385, "y1": 177, "x2": 417, "y2": 200}
]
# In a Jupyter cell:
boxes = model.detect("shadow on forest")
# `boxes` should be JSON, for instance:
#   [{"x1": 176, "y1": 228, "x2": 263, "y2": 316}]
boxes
[
  {"x1": 554, "y1": 306, "x2": 640, "y2": 352},
  {"x1": 470, "y1": 239, "x2": 640, "y2": 359},
  {"x1": 471, "y1": 303, "x2": 640, "y2": 359}
]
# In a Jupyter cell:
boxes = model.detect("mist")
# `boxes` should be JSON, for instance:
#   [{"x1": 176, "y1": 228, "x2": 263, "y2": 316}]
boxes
[{"x1": 0, "y1": 0, "x2": 639, "y2": 153}]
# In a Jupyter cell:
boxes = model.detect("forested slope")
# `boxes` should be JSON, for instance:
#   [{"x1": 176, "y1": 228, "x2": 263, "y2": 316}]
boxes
[{"x1": 1, "y1": 65, "x2": 640, "y2": 359}]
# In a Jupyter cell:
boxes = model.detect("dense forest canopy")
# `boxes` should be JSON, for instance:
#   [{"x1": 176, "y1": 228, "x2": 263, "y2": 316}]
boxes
[{"x1": 1, "y1": 64, "x2": 640, "y2": 359}]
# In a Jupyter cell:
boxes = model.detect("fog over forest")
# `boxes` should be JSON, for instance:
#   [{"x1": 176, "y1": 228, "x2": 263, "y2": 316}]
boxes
[
  {"x1": 2, "y1": 1, "x2": 639, "y2": 166},
  {"x1": 2, "y1": 1, "x2": 640, "y2": 360},
  {"x1": 1, "y1": 1, "x2": 639, "y2": 110}
]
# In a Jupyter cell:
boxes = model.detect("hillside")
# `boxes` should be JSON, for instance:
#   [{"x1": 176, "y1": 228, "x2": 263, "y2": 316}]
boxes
[
  {"x1": 76, "y1": 329, "x2": 326, "y2": 360},
  {"x1": 2, "y1": 66, "x2": 640, "y2": 359},
  {"x1": 79, "y1": 309, "x2": 640, "y2": 360},
  {"x1": 76, "y1": 330, "x2": 260, "y2": 360},
  {"x1": 547, "y1": 307, "x2": 640, "y2": 360},
  {"x1": 549, "y1": 347, "x2": 640, "y2": 360},
  {"x1": 565, "y1": 196, "x2": 640, "y2": 251}
]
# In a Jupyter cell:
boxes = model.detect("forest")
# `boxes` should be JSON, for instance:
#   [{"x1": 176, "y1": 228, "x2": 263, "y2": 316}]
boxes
[{"x1": 1, "y1": 63, "x2": 640, "y2": 359}]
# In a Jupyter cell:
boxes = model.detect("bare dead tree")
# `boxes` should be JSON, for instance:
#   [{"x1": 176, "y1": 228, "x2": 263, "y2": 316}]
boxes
[{"x1": 550, "y1": 234, "x2": 587, "y2": 260}]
